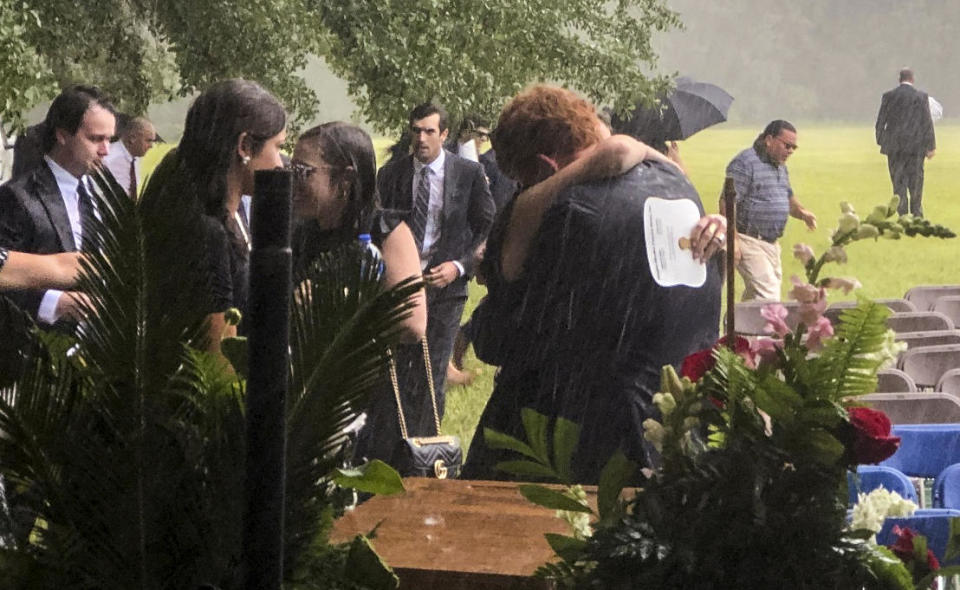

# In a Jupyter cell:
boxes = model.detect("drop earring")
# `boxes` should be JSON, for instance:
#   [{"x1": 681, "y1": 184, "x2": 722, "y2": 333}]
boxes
[{"x1": 241, "y1": 155, "x2": 251, "y2": 166}]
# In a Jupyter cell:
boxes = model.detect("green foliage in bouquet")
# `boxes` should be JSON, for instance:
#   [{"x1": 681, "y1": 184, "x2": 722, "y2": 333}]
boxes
[
  {"x1": 490, "y1": 198, "x2": 958, "y2": 589},
  {"x1": 0, "y1": 168, "x2": 412, "y2": 589}
]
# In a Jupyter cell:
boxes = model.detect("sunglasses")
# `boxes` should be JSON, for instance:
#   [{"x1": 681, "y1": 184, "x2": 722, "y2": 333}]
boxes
[{"x1": 775, "y1": 136, "x2": 798, "y2": 151}]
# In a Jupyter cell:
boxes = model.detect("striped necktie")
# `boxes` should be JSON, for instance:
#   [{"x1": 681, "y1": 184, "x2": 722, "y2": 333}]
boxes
[
  {"x1": 410, "y1": 166, "x2": 431, "y2": 251},
  {"x1": 128, "y1": 158, "x2": 137, "y2": 198},
  {"x1": 77, "y1": 180, "x2": 95, "y2": 250}
]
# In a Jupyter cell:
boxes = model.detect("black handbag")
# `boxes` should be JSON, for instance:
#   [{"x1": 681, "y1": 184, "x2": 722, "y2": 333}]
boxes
[{"x1": 388, "y1": 339, "x2": 462, "y2": 479}]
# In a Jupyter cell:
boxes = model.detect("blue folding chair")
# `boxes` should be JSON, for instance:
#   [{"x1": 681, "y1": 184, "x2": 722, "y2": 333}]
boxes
[
  {"x1": 877, "y1": 509, "x2": 960, "y2": 566},
  {"x1": 848, "y1": 465, "x2": 919, "y2": 505},
  {"x1": 934, "y1": 464, "x2": 960, "y2": 509}
]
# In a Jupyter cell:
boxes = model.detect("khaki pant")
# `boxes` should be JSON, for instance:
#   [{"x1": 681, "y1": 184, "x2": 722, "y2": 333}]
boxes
[{"x1": 736, "y1": 233, "x2": 781, "y2": 301}]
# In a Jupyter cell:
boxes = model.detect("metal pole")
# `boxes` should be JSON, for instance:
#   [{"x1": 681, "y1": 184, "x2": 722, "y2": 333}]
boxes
[
  {"x1": 243, "y1": 169, "x2": 292, "y2": 590},
  {"x1": 723, "y1": 176, "x2": 737, "y2": 347}
]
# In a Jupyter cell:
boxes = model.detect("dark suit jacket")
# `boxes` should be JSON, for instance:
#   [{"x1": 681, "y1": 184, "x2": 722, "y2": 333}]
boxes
[
  {"x1": 876, "y1": 83, "x2": 936, "y2": 155},
  {"x1": 0, "y1": 160, "x2": 75, "y2": 318},
  {"x1": 479, "y1": 149, "x2": 518, "y2": 215},
  {"x1": 11, "y1": 123, "x2": 46, "y2": 180},
  {"x1": 376, "y1": 150, "x2": 494, "y2": 297}
]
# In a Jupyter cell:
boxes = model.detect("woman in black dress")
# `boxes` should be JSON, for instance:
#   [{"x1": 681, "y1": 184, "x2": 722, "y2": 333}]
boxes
[{"x1": 145, "y1": 79, "x2": 286, "y2": 357}]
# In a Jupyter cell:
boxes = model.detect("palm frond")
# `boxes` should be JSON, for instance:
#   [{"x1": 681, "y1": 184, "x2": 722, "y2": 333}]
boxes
[
  {"x1": 285, "y1": 245, "x2": 422, "y2": 571},
  {"x1": 809, "y1": 301, "x2": 890, "y2": 401}
]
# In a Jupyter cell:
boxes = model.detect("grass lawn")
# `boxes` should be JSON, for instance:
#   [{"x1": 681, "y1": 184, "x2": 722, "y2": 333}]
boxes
[{"x1": 142, "y1": 125, "x2": 960, "y2": 454}]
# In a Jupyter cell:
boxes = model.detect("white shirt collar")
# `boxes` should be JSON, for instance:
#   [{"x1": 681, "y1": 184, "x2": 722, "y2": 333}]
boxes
[
  {"x1": 413, "y1": 149, "x2": 446, "y2": 175},
  {"x1": 111, "y1": 140, "x2": 134, "y2": 163},
  {"x1": 44, "y1": 155, "x2": 82, "y2": 190},
  {"x1": 901, "y1": 81, "x2": 914, "y2": 86}
]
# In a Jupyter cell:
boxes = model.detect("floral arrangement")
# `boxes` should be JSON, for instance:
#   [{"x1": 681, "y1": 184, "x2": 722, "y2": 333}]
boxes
[{"x1": 486, "y1": 198, "x2": 957, "y2": 589}]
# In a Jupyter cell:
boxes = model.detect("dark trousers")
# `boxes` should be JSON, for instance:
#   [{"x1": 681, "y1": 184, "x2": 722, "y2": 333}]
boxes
[
  {"x1": 354, "y1": 286, "x2": 466, "y2": 465},
  {"x1": 887, "y1": 152, "x2": 926, "y2": 217}
]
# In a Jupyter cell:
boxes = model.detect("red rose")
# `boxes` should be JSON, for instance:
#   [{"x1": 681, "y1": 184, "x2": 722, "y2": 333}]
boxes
[
  {"x1": 889, "y1": 526, "x2": 940, "y2": 573},
  {"x1": 680, "y1": 336, "x2": 752, "y2": 382},
  {"x1": 846, "y1": 406, "x2": 901, "y2": 464}
]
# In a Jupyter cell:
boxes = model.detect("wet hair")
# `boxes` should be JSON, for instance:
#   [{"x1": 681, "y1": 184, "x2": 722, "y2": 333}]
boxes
[
  {"x1": 899, "y1": 68, "x2": 914, "y2": 83},
  {"x1": 409, "y1": 102, "x2": 448, "y2": 132},
  {"x1": 492, "y1": 85, "x2": 603, "y2": 184},
  {"x1": 42, "y1": 85, "x2": 116, "y2": 153},
  {"x1": 297, "y1": 122, "x2": 378, "y2": 239},
  {"x1": 177, "y1": 79, "x2": 286, "y2": 219},
  {"x1": 760, "y1": 119, "x2": 796, "y2": 141}
]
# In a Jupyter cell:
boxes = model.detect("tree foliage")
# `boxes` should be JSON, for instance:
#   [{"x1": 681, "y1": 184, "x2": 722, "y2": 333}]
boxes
[
  {"x1": 0, "y1": 0, "x2": 680, "y2": 136},
  {"x1": 319, "y1": 0, "x2": 682, "y2": 133}
]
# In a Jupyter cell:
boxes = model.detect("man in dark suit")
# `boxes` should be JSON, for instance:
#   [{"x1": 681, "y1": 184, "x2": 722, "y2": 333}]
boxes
[
  {"x1": 376, "y1": 102, "x2": 494, "y2": 432},
  {"x1": 876, "y1": 68, "x2": 936, "y2": 217},
  {"x1": 0, "y1": 85, "x2": 116, "y2": 325}
]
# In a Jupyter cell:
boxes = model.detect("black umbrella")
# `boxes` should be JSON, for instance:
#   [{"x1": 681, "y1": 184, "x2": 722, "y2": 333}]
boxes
[{"x1": 612, "y1": 77, "x2": 734, "y2": 146}]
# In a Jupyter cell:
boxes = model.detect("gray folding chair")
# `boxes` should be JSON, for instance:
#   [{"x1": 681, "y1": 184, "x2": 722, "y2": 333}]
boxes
[
  {"x1": 887, "y1": 312, "x2": 955, "y2": 333},
  {"x1": 937, "y1": 368, "x2": 960, "y2": 397},
  {"x1": 733, "y1": 300, "x2": 801, "y2": 336},
  {"x1": 829, "y1": 298, "x2": 917, "y2": 313},
  {"x1": 933, "y1": 296, "x2": 960, "y2": 329},
  {"x1": 896, "y1": 330, "x2": 960, "y2": 350},
  {"x1": 899, "y1": 344, "x2": 960, "y2": 389},
  {"x1": 860, "y1": 392, "x2": 960, "y2": 424},
  {"x1": 905, "y1": 285, "x2": 960, "y2": 312},
  {"x1": 877, "y1": 368, "x2": 918, "y2": 393}
]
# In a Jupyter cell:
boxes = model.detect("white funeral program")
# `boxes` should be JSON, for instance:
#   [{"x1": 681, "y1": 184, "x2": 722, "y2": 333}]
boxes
[{"x1": 644, "y1": 197, "x2": 707, "y2": 288}]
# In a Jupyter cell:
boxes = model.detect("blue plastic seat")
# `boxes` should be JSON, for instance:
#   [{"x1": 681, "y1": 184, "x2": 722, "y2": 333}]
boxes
[
  {"x1": 933, "y1": 463, "x2": 960, "y2": 509},
  {"x1": 848, "y1": 465, "x2": 918, "y2": 505}
]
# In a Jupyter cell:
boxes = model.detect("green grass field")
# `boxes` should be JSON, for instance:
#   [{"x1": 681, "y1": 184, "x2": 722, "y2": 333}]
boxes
[{"x1": 143, "y1": 125, "x2": 960, "y2": 453}]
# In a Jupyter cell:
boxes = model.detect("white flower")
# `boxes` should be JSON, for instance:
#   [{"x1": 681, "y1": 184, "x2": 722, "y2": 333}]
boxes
[
  {"x1": 822, "y1": 246, "x2": 847, "y2": 264},
  {"x1": 840, "y1": 201, "x2": 856, "y2": 215},
  {"x1": 642, "y1": 418, "x2": 666, "y2": 452},
  {"x1": 855, "y1": 224, "x2": 879, "y2": 240},
  {"x1": 653, "y1": 392, "x2": 677, "y2": 417},
  {"x1": 837, "y1": 213, "x2": 860, "y2": 234},
  {"x1": 849, "y1": 488, "x2": 917, "y2": 541},
  {"x1": 823, "y1": 277, "x2": 863, "y2": 294}
]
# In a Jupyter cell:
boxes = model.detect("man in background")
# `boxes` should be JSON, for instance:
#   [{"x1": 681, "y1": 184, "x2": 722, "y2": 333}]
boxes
[
  {"x1": 376, "y1": 102, "x2": 494, "y2": 432},
  {"x1": 103, "y1": 116, "x2": 156, "y2": 198},
  {"x1": 876, "y1": 67, "x2": 936, "y2": 217},
  {"x1": 724, "y1": 120, "x2": 816, "y2": 301}
]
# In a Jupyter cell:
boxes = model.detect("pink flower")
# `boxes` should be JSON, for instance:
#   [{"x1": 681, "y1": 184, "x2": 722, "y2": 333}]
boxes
[
  {"x1": 823, "y1": 277, "x2": 863, "y2": 295},
  {"x1": 751, "y1": 337, "x2": 782, "y2": 367},
  {"x1": 805, "y1": 316, "x2": 834, "y2": 351},
  {"x1": 761, "y1": 304, "x2": 791, "y2": 337},
  {"x1": 789, "y1": 275, "x2": 820, "y2": 304},
  {"x1": 792, "y1": 243, "x2": 815, "y2": 265}
]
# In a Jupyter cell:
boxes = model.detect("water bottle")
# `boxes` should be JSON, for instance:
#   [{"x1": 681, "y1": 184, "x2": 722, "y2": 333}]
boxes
[{"x1": 358, "y1": 233, "x2": 385, "y2": 279}]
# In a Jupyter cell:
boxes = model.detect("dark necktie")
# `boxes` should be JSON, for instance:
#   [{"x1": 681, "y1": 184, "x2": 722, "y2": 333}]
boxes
[
  {"x1": 77, "y1": 180, "x2": 95, "y2": 251},
  {"x1": 128, "y1": 158, "x2": 137, "y2": 198},
  {"x1": 410, "y1": 166, "x2": 431, "y2": 251}
]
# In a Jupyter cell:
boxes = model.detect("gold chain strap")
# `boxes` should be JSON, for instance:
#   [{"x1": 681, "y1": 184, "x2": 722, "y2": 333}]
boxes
[{"x1": 387, "y1": 337, "x2": 442, "y2": 438}]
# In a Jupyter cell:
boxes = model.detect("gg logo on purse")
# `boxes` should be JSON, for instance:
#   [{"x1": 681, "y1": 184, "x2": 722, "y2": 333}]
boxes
[{"x1": 434, "y1": 460, "x2": 448, "y2": 479}]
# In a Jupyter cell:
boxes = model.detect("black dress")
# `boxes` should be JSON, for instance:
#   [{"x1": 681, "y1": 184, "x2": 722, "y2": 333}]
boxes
[
  {"x1": 200, "y1": 215, "x2": 249, "y2": 331},
  {"x1": 462, "y1": 161, "x2": 723, "y2": 484},
  {"x1": 292, "y1": 211, "x2": 416, "y2": 466}
]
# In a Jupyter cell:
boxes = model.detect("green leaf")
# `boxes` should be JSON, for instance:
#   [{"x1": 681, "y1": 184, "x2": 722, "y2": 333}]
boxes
[
  {"x1": 345, "y1": 535, "x2": 399, "y2": 590},
  {"x1": 945, "y1": 516, "x2": 960, "y2": 562},
  {"x1": 220, "y1": 336, "x2": 248, "y2": 379},
  {"x1": 495, "y1": 460, "x2": 559, "y2": 480},
  {"x1": 333, "y1": 460, "x2": 405, "y2": 496},
  {"x1": 518, "y1": 484, "x2": 592, "y2": 513},
  {"x1": 552, "y1": 418, "x2": 581, "y2": 484},
  {"x1": 483, "y1": 427, "x2": 540, "y2": 461},
  {"x1": 862, "y1": 544, "x2": 915, "y2": 590},
  {"x1": 522, "y1": 408, "x2": 551, "y2": 463},
  {"x1": 544, "y1": 533, "x2": 588, "y2": 563},
  {"x1": 797, "y1": 428, "x2": 846, "y2": 466},
  {"x1": 596, "y1": 450, "x2": 637, "y2": 521}
]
